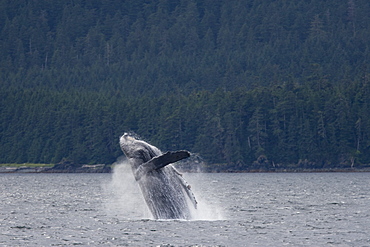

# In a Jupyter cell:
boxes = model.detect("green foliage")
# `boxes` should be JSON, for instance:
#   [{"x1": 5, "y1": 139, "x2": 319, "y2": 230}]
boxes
[
  {"x1": 1, "y1": 0, "x2": 370, "y2": 169},
  {"x1": 1, "y1": 83, "x2": 370, "y2": 169}
]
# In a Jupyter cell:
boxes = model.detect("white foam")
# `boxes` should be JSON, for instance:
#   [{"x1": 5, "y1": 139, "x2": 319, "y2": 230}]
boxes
[
  {"x1": 103, "y1": 158, "x2": 150, "y2": 219},
  {"x1": 185, "y1": 173, "x2": 225, "y2": 221}
]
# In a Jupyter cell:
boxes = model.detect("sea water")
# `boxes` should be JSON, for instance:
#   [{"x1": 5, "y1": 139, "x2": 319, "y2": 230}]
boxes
[{"x1": 1, "y1": 169, "x2": 370, "y2": 246}]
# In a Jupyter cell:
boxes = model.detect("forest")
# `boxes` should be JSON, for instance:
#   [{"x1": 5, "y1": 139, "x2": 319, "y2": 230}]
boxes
[{"x1": 1, "y1": 0, "x2": 370, "y2": 171}]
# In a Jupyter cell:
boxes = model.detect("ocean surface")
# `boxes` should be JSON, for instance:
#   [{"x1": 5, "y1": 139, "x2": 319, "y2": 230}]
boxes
[{"x1": 1, "y1": 164, "x2": 370, "y2": 246}]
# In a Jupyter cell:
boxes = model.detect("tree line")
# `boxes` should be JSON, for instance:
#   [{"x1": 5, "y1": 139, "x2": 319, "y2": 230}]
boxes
[{"x1": 1, "y1": 78, "x2": 369, "y2": 170}]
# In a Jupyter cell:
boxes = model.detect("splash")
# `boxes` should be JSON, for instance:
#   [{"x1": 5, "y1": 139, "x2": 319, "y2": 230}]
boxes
[
  {"x1": 103, "y1": 156, "x2": 151, "y2": 219},
  {"x1": 104, "y1": 156, "x2": 224, "y2": 221},
  {"x1": 184, "y1": 173, "x2": 225, "y2": 221}
]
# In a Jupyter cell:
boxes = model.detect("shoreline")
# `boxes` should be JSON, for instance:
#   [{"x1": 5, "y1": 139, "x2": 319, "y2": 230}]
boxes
[
  {"x1": 1, "y1": 165, "x2": 370, "y2": 174},
  {"x1": 0, "y1": 164, "x2": 111, "y2": 173}
]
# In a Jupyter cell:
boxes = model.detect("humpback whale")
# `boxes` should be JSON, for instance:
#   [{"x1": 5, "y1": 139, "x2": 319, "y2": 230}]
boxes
[{"x1": 119, "y1": 133, "x2": 197, "y2": 220}]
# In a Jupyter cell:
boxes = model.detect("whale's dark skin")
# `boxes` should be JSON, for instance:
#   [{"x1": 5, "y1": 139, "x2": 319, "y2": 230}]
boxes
[{"x1": 119, "y1": 133, "x2": 197, "y2": 220}]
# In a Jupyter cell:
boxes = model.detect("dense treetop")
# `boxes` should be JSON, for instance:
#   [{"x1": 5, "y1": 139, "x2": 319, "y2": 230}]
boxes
[{"x1": 1, "y1": 0, "x2": 369, "y2": 170}]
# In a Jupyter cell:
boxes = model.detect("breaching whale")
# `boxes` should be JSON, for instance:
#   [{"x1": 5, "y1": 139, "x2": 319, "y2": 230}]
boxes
[{"x1": 119, "y1": 133, "x2": 197, "y2": 220}]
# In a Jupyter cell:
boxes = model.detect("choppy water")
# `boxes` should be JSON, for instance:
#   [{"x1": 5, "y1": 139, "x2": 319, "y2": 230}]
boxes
[{"x1": 1, "y1": 166, "x2": 370, "y2": 246}]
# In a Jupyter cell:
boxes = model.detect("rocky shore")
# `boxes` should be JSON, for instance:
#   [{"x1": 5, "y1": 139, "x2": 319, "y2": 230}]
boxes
[{"x1": 0, "y1": 160, "x2": 111, "y2": 173}]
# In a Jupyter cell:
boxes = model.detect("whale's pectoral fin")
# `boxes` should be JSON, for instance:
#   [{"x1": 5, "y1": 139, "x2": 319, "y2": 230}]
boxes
[
  {"x1": 150, "y1": 150, "x2": 190, "y2": 170},
  {"x1": 134, "y1": 151, "x2": 190, "y2": 180}
]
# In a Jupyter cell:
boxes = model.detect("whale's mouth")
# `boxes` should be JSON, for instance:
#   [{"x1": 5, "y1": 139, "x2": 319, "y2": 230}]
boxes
[
  {"x1": 120, "y1": 133, "x2": 136, "y2": 144},
  {"x1": 121, "y1": 132, "x2": 142, "y2": 142},
  {"x1": 119, "y1": 133, "x2": 135, "y2": 155}
]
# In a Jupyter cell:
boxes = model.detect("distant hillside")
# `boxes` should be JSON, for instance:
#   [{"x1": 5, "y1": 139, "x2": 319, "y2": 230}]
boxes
[
  {"x1": 1, "y1": 0, "x2": 370, "y2": 170},
  {"x1": 1, "y1": 0, "x2": 369, "y2": 95}
]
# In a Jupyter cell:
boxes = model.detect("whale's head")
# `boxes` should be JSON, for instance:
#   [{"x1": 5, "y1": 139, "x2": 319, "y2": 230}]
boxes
[
  {"x1": 119, "y1": 133, "x2": 161, "y2": 162},
  {"x1": 119, "y1": 133, "x2": 137, "y2": 158}
]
